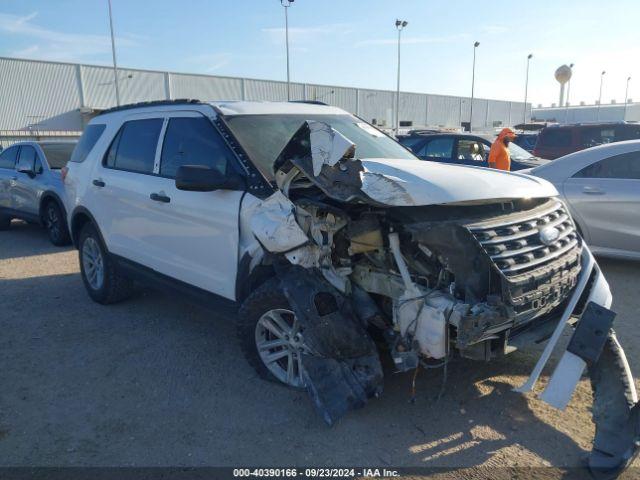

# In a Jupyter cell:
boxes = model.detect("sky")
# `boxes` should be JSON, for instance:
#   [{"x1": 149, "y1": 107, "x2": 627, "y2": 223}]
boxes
[{"x1": 0, "y1": 0, "x2": 638, "y2": 107}]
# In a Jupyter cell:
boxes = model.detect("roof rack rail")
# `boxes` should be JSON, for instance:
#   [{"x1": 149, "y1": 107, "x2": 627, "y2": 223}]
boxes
[
  {"x1": 97, "y1": 99, "x2": 202, "y2": 116},
  {"x1": 288, "y1": 100, "x2": 329, "y2": 106}
]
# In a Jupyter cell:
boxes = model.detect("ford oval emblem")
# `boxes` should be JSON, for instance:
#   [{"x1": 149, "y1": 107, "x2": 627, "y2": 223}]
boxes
[{"x1": 539, "y1": 226, "x2": 560, "y2": 245}]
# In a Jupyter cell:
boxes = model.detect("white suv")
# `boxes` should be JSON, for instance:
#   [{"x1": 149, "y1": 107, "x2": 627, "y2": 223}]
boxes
[{"x1": 63, "y1": 100, "x2": 638, "y2": 473}]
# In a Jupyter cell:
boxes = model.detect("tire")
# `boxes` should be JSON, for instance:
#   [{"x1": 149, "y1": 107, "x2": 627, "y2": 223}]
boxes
[
  {"x1": 78, "y1": 223, "x2": 133, "y2": 305},
  {"x1": 237, "y1": 277, "x2": 310, "y2": 389},
  {"x1": 0, "y1": 215, "x2": 10, "y2": 231},
  {"x1": 43, "y1": 201, "x2": 71, "y2": 246}
]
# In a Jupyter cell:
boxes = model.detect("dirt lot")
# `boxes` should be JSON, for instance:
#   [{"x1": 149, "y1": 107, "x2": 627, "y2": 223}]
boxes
[{"x1": 1, "y1": 220, "x2": 639, "y2": 474}]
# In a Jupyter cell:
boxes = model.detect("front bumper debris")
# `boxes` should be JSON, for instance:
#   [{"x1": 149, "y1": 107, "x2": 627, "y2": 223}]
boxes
[{"x1": 516, "y1": 247, "x2": 639, "y2": 478}]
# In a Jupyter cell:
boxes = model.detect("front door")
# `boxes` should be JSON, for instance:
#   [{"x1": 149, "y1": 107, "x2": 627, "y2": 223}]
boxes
[{"x1": 13, "y1": 145, "x2": 42, "y2": 216}]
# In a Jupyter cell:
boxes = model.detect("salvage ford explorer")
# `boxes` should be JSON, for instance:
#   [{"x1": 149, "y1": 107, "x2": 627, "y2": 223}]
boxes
[{"x1": 63, "y1": 100, "x2": 640, "y2": 478}]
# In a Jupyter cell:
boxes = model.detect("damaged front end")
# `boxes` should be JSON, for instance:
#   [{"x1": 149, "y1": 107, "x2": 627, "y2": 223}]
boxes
[{"x1": 243, "y1": 120, "x2": 640, "y2": 476}]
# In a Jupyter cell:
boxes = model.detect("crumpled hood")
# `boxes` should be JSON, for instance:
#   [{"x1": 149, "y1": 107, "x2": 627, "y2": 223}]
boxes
[{"x1": 359, "y1": 158, "x2": 559, "y2": 206}]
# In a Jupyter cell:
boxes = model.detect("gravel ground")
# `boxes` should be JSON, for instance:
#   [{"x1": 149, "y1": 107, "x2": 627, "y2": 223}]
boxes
[{"x1": 1, "y1": 220, "x2": 639, "y2": 474}]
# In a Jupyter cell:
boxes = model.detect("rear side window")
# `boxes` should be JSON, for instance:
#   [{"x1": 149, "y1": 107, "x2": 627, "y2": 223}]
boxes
[
  {"x1": 398, "y1": 137, "x2": 426, "y2": 150},
  {"x1": 70, "y1": 124, "x2": 106, "y2": 163},
  {"x1": 160, "y1": 117, "x2": 234, "y2": 178},
  {"x1": 417, "y1": 138, "x2": 454, "y2": 158},
  {"x1": 105, "y1": 119, "x2": 163, "y2": 174},
  {"x1": 540, "y1": 129, "x2": 572, "y2": 148},
  {"x1": 580, "y1": 127, "x2": 615, "y2": 148},
  {"x1": 574, "y1": 151, "x2": 640, "y2": 180},
  {"x1": 0, "y1": 146, "x2": 19, "y2": 169}
]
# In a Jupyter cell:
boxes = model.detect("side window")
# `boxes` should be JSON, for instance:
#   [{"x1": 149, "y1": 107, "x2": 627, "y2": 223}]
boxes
[
  {"x1": 399, "y1": 137, "x2": 426, "y2": 150},
  {"x1": 574, "y1": 152, "x2": 640, "y2": 180},
  {"x1": 541, "y1": 129, "x2": 572, "y2": 148},
  {"x1": 580, "y1": 128, "x2": 615, "y2": 148},
  {"x1": 70, "y1": 124, "x2": 106, "y2": 163},
  {"x1": 417, "y1": 138, "x2": 454, "y2": 158},
  {"x1": 160, "y1": 117, "x2": 235, "y2": 178},
  {"x1": 0, "y1": 146, "x2": 19, "y2": 169},
  {"x1": 104, "y1": 118, "x2": 163, "y2": 174},
  {"x1": 456, "y1": 139, "x2": 485, "y2": 161},
  {"x1": 17, "y1": 145, "x2": 37, "y2": 171}
]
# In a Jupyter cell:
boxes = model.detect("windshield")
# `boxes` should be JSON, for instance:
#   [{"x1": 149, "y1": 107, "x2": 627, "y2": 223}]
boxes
[
  {"x1": 40, "y1": 142, "x2": 76, "y2": 169},
  {"x1": 224, "y1": 114, "x2": 416, "y2": 179},
  {"x1": 508, "y1": 141, "x2": 535, "y2": 160}
]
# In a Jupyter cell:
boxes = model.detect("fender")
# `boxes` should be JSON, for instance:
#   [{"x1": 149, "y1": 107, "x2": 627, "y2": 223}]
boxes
[
  {"x1": 39, "y1": 191, "x2": 68, "y2": 226},
  {"x1": 69, "y1": 206, "x2": 107, "y2": 250}
]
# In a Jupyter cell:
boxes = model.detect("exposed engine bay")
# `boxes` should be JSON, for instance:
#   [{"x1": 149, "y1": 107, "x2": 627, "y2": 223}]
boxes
[{"x1": 241, "y1": 120, "x2": 640, "y2": 478}]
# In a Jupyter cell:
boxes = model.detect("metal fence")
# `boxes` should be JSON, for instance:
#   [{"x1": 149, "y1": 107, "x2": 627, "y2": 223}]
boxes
[{"x1": 0, "y1": 56, "x2": 531, "y2": 132}]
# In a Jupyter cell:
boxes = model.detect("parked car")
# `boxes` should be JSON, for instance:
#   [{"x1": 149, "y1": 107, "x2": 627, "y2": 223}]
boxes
[
  {"x1": 62, "y1": 100, "x2": 636, "y2": 473},
  {"x1": 0, "y1": 141, "x2": 76, "y2": 245},
  {"x1": 397, "y1": 131, "x2": 548, "y2": 170},
  {"x1": 529, "y1": 140, "x2": 640, "y2": 260},
  {"x1": 513, "y1": 133, "x2": 538, "y2": 153},
  {"x1": 533, "y1": 122, "x2": 640, "y2": 160}
]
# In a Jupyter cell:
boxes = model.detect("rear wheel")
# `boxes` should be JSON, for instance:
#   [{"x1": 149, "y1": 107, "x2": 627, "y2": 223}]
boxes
[
  {"x1": 0, "y1": 215, "x2": 10, "y2": 231},
  {"x1": 79, "y1": 223, "x2": 133, "y2": 304},
  {"x1": 43, "y1": 201, "x2": 71, "y2": 246}
]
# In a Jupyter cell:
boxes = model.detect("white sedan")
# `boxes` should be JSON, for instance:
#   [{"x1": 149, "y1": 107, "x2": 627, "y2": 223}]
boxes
[{"x1": 530, "y1": 140, "x2": 640, "y2": 260}]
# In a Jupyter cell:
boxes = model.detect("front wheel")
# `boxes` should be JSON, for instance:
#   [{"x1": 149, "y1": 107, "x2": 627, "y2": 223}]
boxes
[
  {"x1": 79, "y1": 223, "x2": 133, "y2": 304},
  {"x1": 43, "y1": 201, "x2": 71, "y2": 246},
  {"x1": 237, "y1": 278, "x2": 312, "y2": 389}
]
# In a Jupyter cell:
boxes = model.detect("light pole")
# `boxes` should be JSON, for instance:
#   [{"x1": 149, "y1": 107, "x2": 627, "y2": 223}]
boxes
[
  {"x1": 394, "y1": 19, "x2": 408, "y2": 135},
  {"x1": 469, "y1": 41, "x2": 480, "y2": 131},
  {"x1": 523, "y1": 53, "x2": 533, "y2": 126},
  {"x1": 107, "y1": 0, "x2": 120, "y2": 106},
  {"x1": 280, "y1": 0, "x2": 294, "y2": 101},
  {"x1": 597, "y1": 70, "x2": 606, "y2": 121},
  {"x1": 624, "y1": 76, "x2": 631, "y2": 120}
]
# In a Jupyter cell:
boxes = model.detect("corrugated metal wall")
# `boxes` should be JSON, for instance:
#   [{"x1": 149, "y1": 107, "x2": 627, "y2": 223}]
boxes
[
  {"x1": 0, "y1": 56, "x2": 530, "y2": 132},
  {"x1": 532, "y1": 104, "x2": 640, "y2": 124}
]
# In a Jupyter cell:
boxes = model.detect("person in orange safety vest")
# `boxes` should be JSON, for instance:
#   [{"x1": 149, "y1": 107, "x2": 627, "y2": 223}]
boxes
[{"x1": 487, "y1": 128, "x2": 517, "y2": 171}]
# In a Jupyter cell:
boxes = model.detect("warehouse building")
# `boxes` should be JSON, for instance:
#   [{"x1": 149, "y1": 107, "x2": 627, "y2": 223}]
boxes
[
  {"x1": 1, "y1": 56, "x2": 531, "y2": 147},
  {"x1": 532, "y1": 102, "x2": 640, "y2": 124}
]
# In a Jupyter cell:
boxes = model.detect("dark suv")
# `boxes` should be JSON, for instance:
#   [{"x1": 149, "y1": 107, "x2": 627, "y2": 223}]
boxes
[
  {"x1": 397, "y1": 131, "x2": 547, "y2": 170},
  {"x1": 533, "y1": 122, "x2": 640, "y2": 160}
]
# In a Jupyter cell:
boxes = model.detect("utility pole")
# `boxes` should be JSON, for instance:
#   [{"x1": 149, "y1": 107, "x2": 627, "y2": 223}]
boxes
[
  {"x1": 107, "y1": 0, "x2": 120, "y2": 106},
  {"x1": 469, "y1": 41, "x2": 480, "y2": 131},
  {"x1": 395, "y1": 19, "x2": 408, "y2": 135}
]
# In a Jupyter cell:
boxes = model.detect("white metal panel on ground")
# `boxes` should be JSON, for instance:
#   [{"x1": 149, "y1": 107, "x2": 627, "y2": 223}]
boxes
[
  {"x1": 170, "y1": 73, "x2": 243, "y2": 101},
  {"x1": 358, "y1": 89, "x2": 394, "y2": 127},
  {"x1": 304, "y1": 84, "x2": 357, "y2": 113},
  {"x1": 0, "y1": 58, "x2": 82, "y2": 130},
  {"x1": 244, "y1": 79, "x2": 304, "y2": 102},
  {"x1": 82, "y1": 66, "x2": 166, "y2": 109},
  {"x1": 427, "y1": 94, "x2": 462, "y2": 127}
]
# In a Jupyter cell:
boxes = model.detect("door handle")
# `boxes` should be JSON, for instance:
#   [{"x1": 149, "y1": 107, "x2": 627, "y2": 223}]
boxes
[
  {"x1": 582, "y1": 186, "x2": 605, "y2": 195},
  {"x1": 92, "y1": 179, "x2": 105, "y2": 187},
  {"x1": 150, "y1": 192, "x2": 171, "y2": 203}
]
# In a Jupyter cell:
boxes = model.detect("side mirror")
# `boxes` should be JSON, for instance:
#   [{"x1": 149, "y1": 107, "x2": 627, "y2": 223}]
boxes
[
  {"x1": 175, "y1": 165, "x2": 246, "y2": 192},
  {"x1": 17, "y1": 157, "x2": 35, "y2": 176}
]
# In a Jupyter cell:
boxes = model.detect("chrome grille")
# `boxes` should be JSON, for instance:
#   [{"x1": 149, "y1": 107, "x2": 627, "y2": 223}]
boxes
[{"x1": 468, "y1": 201, "x2": 581, "y2": 276}]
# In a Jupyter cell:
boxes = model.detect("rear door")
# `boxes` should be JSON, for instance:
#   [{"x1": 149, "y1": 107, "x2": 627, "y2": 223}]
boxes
[
  {"x1": 13, "y1": 145, "x2": 43, "y2": 216},
  {"x1": 563, "y1": 150, "x2": 640, "y2": 254},
  {"x1": 142, "y1": 111, "x2": 244, "y2": 300},
  {"x1": 0, "y1": 146, "x2": 20, "y2": 210}
]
